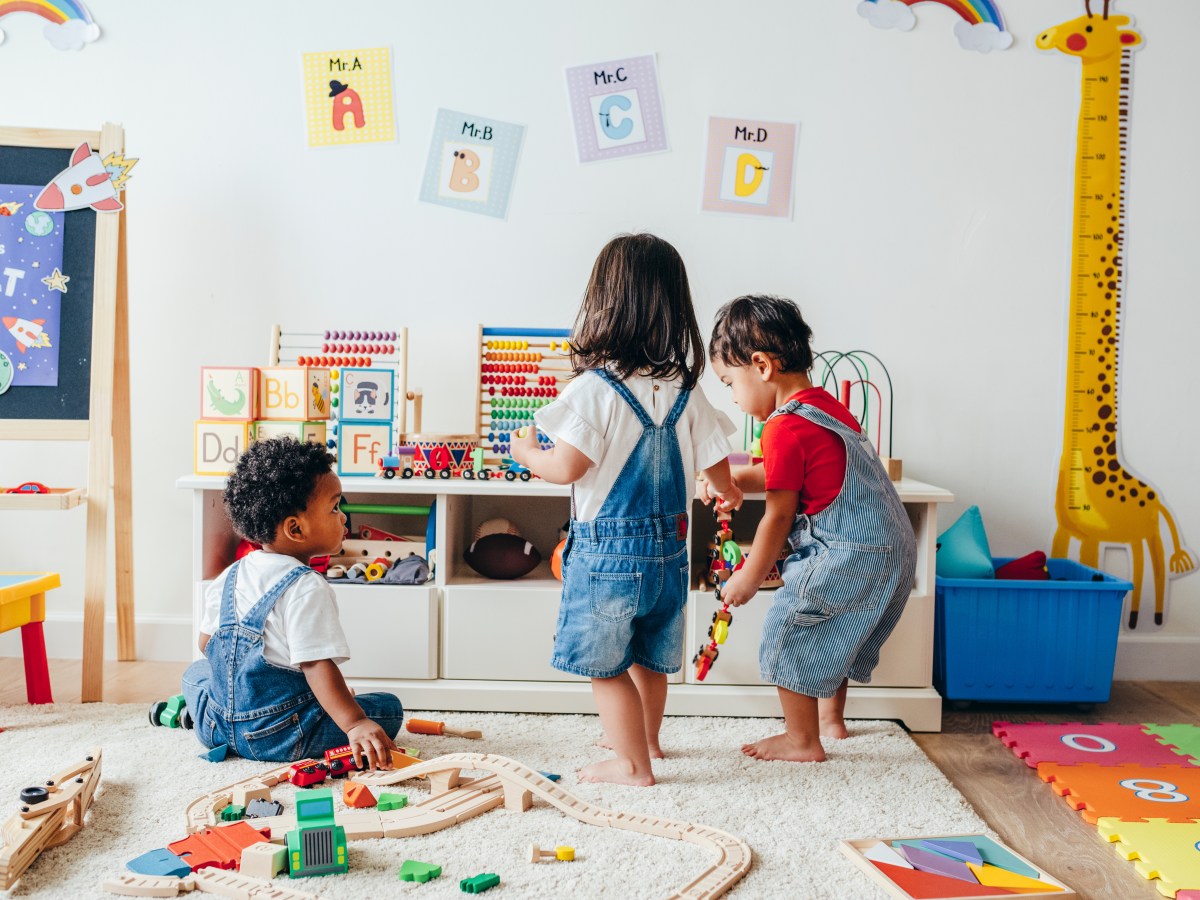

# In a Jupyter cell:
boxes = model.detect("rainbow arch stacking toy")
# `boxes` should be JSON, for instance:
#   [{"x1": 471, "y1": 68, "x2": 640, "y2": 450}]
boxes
[{"x1": 994, "y1": 721, "x2": 1200, "y2": 897}]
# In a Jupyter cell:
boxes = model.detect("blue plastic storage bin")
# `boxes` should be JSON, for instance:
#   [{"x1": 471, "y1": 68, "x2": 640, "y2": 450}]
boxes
[{"x1": 934, "y1": 558, "x2": 1132, "y2": 704}]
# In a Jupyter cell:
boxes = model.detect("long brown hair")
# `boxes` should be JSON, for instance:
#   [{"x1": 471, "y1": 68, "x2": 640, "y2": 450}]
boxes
[{"x1": 569, "y1": 233, "x2": 705, "y2": 389}]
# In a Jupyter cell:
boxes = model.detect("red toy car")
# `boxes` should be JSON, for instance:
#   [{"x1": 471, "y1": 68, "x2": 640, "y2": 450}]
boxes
[
  {"x1": 288, "y1": 761, "x2": 329, "y2": 788},
  {"x1": 5, "y1": 481, "x2": 49, "y2": 494},
  {"x1": 323, "y1": 745, "x2": 361, "y2": 778}
]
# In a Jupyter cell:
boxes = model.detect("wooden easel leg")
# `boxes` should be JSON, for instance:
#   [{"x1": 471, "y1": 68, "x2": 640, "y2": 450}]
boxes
[{"x1": 113, "y1": 203, "x2": 135, "y2": 661}]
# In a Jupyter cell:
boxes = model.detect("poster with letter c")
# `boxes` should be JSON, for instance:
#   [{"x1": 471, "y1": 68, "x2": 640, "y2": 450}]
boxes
[
  {"x1": 565, "y1": 54, "x2": 668, "y2": 164},
  {"x1": 701, "y1": 117, "x2": 797, "y2": 219}
]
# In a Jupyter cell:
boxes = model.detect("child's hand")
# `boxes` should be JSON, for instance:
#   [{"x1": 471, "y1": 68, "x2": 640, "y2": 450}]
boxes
[
  {"x1": 345, "y1": 718, "x2": 397, "y2": 771},
  {"x1": 719, "y1": 569, "x2": 756, "y2": 607},
  {"x1": 509, "y1": 426, "x2": 537, "y2": 467},
  {"x1": 713, "y1": 481, "x2": 743, "y2": 514}
]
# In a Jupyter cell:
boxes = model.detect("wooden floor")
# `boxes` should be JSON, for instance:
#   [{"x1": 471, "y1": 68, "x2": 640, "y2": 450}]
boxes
[{"x1": 1, "y1": 660, "x2": 1196, "y2": 899}]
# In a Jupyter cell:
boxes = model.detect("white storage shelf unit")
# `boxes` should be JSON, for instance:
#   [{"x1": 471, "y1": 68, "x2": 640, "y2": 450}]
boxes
[{"x1": 178, "y1": 475, "x2": 952, "y2": 731}]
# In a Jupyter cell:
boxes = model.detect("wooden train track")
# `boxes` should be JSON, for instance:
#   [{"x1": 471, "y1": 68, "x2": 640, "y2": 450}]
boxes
[
  {"x1": 104, "y1": 867, "x2": 323, "y2": 899},
  {"x1": 181, "y1": 752, "x2": 751, "y2": 900},
  {"x1": 0, "y1": 748, "x2": 103, "y2": 890}
]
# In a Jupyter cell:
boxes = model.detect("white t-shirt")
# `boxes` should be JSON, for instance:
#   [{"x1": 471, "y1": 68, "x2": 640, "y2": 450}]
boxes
[
  {"x1": 535, "y1": 370, "x2": 736, "y2": 521},
  {"x1": 199, "y1": 550, "x2": 351, "y2": 670}
]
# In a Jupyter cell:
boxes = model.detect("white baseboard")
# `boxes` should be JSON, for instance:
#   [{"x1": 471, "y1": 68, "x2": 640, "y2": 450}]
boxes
[
  {"x1": 1114, "y1": 635, "x2": 1200, "y2": 681},
  {"x1": 0, "y1": 613, "x2": 192, "y2": 662}
]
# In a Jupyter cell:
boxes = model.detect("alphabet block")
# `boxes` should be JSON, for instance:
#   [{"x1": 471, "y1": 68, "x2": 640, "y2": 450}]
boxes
[
  {"x1": 340, "y1": 368, "x2": 395, "y2": 423},
  {"x1": 200, "y1": 367, "x2": 258, "y2": 420},
  {"x1": 254, "y1": 420, "x2": 327, "y2": 446},
  {"x1": 195, "y1": 420, "x2": 255, "y2": 475},
  {"x1": 258, "y1": 367, "x2": 331, "y2": 421},
  {"x1": 240, "y1": 841, "x2": 286, "y2": 879},
  {"x1": 337, "y1": 422, "x2": 392, "y2": 477}
]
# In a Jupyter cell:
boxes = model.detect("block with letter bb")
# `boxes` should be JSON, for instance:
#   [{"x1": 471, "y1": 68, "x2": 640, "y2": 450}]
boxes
[
  {"x1": 200, "y1": 366, "x2": 258, "y2": 420},
  {"x1": 337, "y1": 422, "x2": 392, "y2": 477},
  {"x1": 195, "y1": 420, "x2": 255, "y2": 475},
  {"x1": 258, "y1": 367, "x2": 330, "y2": 420}
]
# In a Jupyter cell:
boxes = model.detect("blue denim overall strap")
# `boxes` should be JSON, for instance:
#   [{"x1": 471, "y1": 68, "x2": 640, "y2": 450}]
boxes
[{"x1": 205, "y1": 560, "x2": 317, "y2": 723}]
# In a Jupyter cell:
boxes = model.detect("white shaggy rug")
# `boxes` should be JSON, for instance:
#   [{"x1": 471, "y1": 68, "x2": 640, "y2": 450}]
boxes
[{"x1": 0, "y1": 704, "x2": 990, "y2": 899}]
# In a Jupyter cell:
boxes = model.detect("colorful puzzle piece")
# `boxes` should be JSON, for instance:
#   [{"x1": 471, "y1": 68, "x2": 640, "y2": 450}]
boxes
[
  {"x1": 343, "y1": 780, "x2": 376, "y2": 808},
  {"x1": 893, "y1": 837, "x2": 1039, "y2": 879},
  {"x1": 967, "y1": 862, "x2": 1064, "y2": 893},
  {"x1": 1176, "y1": 892, "x2": 1200, "y2": 900},
  {"x1": 398, "y1": 859, "x2": 442, "y2": 883},
  {"x1": 901, "y1": 845, "x2": 978, "y2": 882},
  {"x1": 1144, "y1": 724, "x2": 1200, "y2": 766},
  {"x1": 126, "y1": 849, "x2": 191, "y2": 878},
  {"x1": 993, "y1": 722, "x2": 1187, "y2": 769},
  {"x1": 1097, "y1": 817, "x2": 1200, "y2": 897},
  {"x1": 872, "y1": 861, "x2": 1019, "y2": 897},
  {"x1": 862, "y1": 840, "x2": 913, "y2": 869},
  {"x1": 921, "y1": 839, "x2": 984, "y2": 865},
  {"x1": 1038, "y1": 762, "x2": 1200, "y2": 824}
]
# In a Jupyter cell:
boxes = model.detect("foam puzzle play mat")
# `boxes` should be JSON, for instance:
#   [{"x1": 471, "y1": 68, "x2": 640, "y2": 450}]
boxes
[
  {"x1": 994, "y1": 721, "x2": 1200, "y2": 898},
  {"x1": 840, "y1": 834, "x2": 1075, "y2": 898}
]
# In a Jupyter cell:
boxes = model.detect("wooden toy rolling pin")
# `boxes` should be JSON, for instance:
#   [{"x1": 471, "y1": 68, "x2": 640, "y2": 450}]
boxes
[{"x1": 406, "y1": 718, "x2": 482, "y2": 739}]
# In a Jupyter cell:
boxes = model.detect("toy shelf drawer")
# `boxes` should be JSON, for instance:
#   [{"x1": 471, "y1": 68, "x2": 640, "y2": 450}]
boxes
[
  {"x1": 440, "y1": 583, "x2": 584, "y2": 682},
  {"x1": 684, "y1": 589, "x2": 930, "y2": 688},
  {"x1": 334, "y1": 583, "x2": 438, "y2": 680}
]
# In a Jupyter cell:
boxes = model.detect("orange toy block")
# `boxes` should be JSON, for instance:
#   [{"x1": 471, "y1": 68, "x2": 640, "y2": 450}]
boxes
[
  {"x1": 1038, "y1": 762, "x2": 1200, "y2": 825},
  {"x1": 967, "y1": 863, "x2": 1064, "y2": 894},
  {"x1": 343, "y1": 781, "x2": 376, "y2": 809},
  {"x1": 390, "y1": 749, "x2": 422, "y2": 769},
  {"x1": 406, "y1": 718, "x2": 482, "y2": 739}
]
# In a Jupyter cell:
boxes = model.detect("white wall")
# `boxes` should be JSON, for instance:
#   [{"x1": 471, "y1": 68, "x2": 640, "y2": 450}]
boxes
[{"x1": 1, "y1": 0, "x2": 1197, "y2": 676}]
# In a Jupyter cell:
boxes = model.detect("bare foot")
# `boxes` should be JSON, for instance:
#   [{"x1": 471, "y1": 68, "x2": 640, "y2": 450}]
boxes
[
  {"x1": 741, "y1": 732, "x2": 826, "y2": 762},
  {"x1": 595, "y1": 734, "x2": 665, "y2": 759},
  {"x1": 577, "y1": 758, "x2": 655, "y2": 786},
  {"x1": 820, "y1": 722, "x2": 849, "y2": 740}
]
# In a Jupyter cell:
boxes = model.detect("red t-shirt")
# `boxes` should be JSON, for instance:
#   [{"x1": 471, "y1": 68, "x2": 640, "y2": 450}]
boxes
[{"x1": 760, "y1": 388, "x2": 861, "y2": 515}]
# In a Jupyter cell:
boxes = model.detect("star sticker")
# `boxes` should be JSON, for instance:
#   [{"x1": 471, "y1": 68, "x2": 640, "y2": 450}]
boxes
[
  {"x1": 41, "y1": 268, "x2": 69, "y2": 293},
  {"x1": 17, "y1": 362, "x2": 27, "y2": 370}
]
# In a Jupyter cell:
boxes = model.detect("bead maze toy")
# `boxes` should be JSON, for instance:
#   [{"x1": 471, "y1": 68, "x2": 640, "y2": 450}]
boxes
[
  {"x1": 840, "y1": 834, "x2": 1075, "y2": 898},
  {"x1": 812, "y1": 349, "x2": 902, "y2": 481},
  {"x1": 474, "y1": 326, "x2": 570, "y2": 473},
  {"x1": 694, "y1": 511, "x2": 736, "y2": 681},
  {"x1": 176, "y1": 753, "x2": 752, "y2": 899},
  {"x1": 1, "y1": 748, "x2": 103, "y2": 890},
  {"x1": 994, "y1": 720, "x2": 1200, "y2": 896}
]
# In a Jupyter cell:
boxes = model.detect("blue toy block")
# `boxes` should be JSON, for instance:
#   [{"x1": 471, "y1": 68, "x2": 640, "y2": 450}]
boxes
[
  {"x1": 538, "y1": 771, "x2": 561, "y2": 782},
  {"x1": 127, "y1": 849, "x2": 192, "y2": 878},
  {"x1": 199, "y1": 744, "x2": 228, "y2": 762}
]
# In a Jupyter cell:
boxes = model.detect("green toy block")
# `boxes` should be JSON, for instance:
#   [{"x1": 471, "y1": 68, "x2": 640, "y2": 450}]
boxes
[
  {"x1": 460, "y1": 872, "x2": 500, "y2": 893},
  {"x1": 160, "y1": 694, "x2": 187, "y2": 727},
  {"x1": 378, "y1": 793, "x2": 409, "y2": 811},
  {"x1": 398, "y1": 859, "x2": 442, "y2": 883},
  {"x1": 220, "y1": 804, "x2": 245, "y2": 822}
]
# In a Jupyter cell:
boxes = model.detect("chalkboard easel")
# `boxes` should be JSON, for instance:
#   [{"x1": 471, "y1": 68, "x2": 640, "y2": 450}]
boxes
[{"x1": 0, "y1": 123, "x2": 134, "y2": 702}]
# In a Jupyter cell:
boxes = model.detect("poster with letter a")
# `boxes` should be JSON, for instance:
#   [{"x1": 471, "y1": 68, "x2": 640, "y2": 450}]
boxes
[
  {"x1": 565, "y1": 54, "x2": 667, "y2": 163},
  {"x1": 419, "y1": 109, "x2": 524, "y2": 219},
  {"x1": 701, "y1": 117, "x2": 797, "y2": 219},
  {"x1": 302, "y1": 47, "x2": 395, "y2": 147}
]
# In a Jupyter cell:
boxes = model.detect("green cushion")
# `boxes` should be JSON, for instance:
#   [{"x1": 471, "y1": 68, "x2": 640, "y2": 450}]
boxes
[{"x1": 936, "y1": 505, "x2": 994, "y2": 579}]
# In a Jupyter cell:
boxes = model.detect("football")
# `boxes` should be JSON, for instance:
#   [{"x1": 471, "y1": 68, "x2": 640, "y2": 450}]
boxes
[{"x1": 464, "y1": 533, "x2": 542, "y2": 579}]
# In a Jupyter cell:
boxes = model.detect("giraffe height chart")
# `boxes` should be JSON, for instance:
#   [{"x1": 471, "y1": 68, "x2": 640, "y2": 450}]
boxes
[{"x1": 1039, "y1": 1, "x2": 1193, "y2": 628}]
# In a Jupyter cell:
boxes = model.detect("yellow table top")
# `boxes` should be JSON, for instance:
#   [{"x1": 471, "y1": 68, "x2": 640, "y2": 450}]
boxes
[{"x1": 0, "y1": 572, "x2": 61, "y2": 604}]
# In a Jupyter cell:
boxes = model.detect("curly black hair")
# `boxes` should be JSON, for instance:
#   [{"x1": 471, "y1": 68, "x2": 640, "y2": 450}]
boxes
[
  {"x1": 709, "y1": 294, "x2": 814, "y2": 374},
  {"x1": 223, "y1": 437, "x2": 335, "y2": 544}
]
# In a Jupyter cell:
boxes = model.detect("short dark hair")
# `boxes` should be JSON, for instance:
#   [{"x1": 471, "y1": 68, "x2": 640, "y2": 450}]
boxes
[
  {"x1": 709, "y1": 295, "x2": 814, "y2": 373},
  {"x1": 569, "y1": 233, "x2": 705, "y2": 390},
  {"x1": 223, "y1": 437, "x2": 335, "y2": 544}
]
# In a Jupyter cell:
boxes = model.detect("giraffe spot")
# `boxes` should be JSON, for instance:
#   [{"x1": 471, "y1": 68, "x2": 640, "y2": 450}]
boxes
[
  {"x1": 1094, "y1": 446, "x2": 1104, "y2": 455},
  {"x1": 1106, "y1": 443, "x2": 1117, "y2": 455},
  {"x1": 1107, "y1": 281, "x2": 1117, "y2": 289},
  {"x1": 1102, "y1": 326, "x2": 1112, "y2": 335},
  {"x1": 1098, "y1": 282, "x2": 1105, "y2": 288},
  {"x1": 1139, "y1": 500, "x2": 1146, "y2": 507},
  {"x1": 1107, "y1": 244, "x2": 1113, "y2": 250},
  {"x1": 1106, "y1": 422, "x2": 1117, "y2": 432},
  {"x1": 1107, "y1": 227, "x2": 1114, "y2": 234},
  {"x1": 1102, "y1": 383, "x2": 1111, "y2": 394},
  {"x1": 1093, "y1": 472, "x2": 1106, "y2": 485},
  {"x1": 1108, "y1": 459, "x2": 1120, "y2": 472},
  {"x1": 1131, "y1": 488, "x2": 1138, "y2": 497},
  {"x1": 1106, "y1": 364, "x2": 1112, "y2": 370},
  {"x1": 1105, "y1": 268, "x2": 1114, "y2": 276},
  {"x1": 1149, "y1": 491, "x2": 1156, "y2": 499},
  {"x1": 1101, "y1": 256, "x2": 1107, "y2": 262},
  {"x1": 1099, "y1": 355, "x2": 1106, "y2": 363},
  {"x1": 1098, "y1": 373, "x2": 1106, "y2": 381},
  {"x1": 1107, "y1": 490, "x2": 1115, "y2": 498},
  {"x1": 1120, "y1": 495, "x2": 1126, "y2": 502},
  {"x1": 1122, "y1": 470, "x2": 1132, "y2": 479},
  {"x1": 1110, "y1": 474, "x2": 1118, "y2": 483},
  {"x1": 1107, "y1": 204, "x2": 1113, "y2": 210},
  {"x1": 1138, "y1": 480, "x2": 1146, "y2": 487},
  {"x1": 1098, "y1": 405, "x2": 1112, "y2": 419}
]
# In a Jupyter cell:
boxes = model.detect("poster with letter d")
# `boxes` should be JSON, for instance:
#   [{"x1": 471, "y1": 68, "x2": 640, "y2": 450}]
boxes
[{"x1": 701, "y1": 116, "x2": 797, "y2": 219}]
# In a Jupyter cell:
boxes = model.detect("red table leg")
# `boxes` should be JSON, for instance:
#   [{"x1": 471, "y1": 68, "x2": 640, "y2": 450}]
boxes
[{"x1": 20, "y1": 620, "x2": 53, "y2": 704}]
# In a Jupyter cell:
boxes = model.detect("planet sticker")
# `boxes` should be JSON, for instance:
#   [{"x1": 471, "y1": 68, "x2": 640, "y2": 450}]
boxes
[
  {"x1": 25, "y1": 212, "x2": 54, "y2": 237},
  {"x1": 0, "y1": 350, "x2": 12, "y2": 394}
]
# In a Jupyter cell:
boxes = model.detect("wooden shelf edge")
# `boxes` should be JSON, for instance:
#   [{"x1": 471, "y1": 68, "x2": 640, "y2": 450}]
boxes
[{"x1": 0, "y1": 487, "x2": 86, "y2": 510}]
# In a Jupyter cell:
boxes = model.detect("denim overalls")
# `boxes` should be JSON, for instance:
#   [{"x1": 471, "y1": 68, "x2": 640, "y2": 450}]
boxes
[
  {"x1": 551, "y1": 370, "x2": 691, "y2": 678},
  {"x1": 182, "y1": 559, "x2": 403, "y2": 762},
  {"x1": 758, "y1": 400, "x2": 917, "y2": 699}
]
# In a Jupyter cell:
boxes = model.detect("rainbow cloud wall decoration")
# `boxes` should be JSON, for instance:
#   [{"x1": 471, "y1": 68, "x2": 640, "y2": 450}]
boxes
[
  {"x1": 0, "y1": 0, "x2": 100, "y2": 51},
  {"x1": 858, "y1": 0, "x2": 1013, "y2": 52}
]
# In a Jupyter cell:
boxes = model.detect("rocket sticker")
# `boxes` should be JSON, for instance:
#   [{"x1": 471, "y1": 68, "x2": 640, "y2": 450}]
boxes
[{"x1": 34, "y1": 142, "x2": 136, "y2": 214}]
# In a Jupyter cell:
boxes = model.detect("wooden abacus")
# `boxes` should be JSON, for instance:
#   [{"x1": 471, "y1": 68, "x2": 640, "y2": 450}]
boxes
[{"x1": 474, "y1": 326, "x2": 572, "y2": 470}]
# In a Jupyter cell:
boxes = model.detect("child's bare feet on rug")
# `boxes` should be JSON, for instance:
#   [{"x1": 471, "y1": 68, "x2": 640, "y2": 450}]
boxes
[
  {"x1": 577, "y1": 757, "x2": 656, "y2": 786},
  {"x1": 595, "y1": 733, "x2": 665, "y2": 759},
  {"x1": 741, "y1": 732, "x2": 826, "y2": 762},
  {"x1": 819, "y1": 721, "x2": 849, "y2": 740}
]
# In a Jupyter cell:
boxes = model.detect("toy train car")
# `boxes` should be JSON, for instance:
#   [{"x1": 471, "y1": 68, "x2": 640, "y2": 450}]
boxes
[
  {"x1": 323, "y1": 745, "x2": 361, "y2": 778},
  {"x1": 377, "y1": 447, "x2": 417, "y2": 480},
  {"x1": 289, "y1": 761, "x2": 330, "y2": 788}
]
